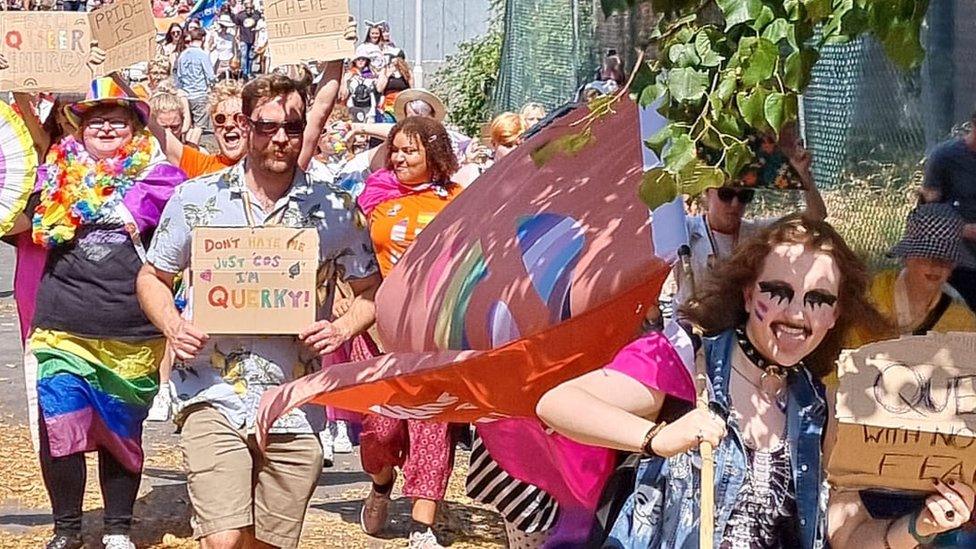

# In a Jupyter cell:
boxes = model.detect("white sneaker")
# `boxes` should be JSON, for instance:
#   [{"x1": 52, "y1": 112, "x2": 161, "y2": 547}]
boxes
[
  {"x1": 102, "y1": 534, "x2": 135, "y2": 549},
  {"x1": 408, "y1": 528, "x2": 445, "y2": 549},
  {"x1": 333, "y1": 420, "x2": 353, "y2": 453},
  {"x1": 146, "y1": 385, "x2": 172, "y2": 422},
  {"x1": 318, "y1": 424, "x2": 335, "y2": 467}
]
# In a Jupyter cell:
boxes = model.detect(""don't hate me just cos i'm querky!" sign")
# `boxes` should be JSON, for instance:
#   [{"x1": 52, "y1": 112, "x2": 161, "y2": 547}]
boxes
[{"x1": 190, "y1": 226, "x2": 320, "y2": 335}]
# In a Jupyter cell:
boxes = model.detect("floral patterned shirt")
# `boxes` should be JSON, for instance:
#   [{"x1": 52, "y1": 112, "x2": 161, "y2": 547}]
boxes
[{"x1": 146, "y1": 161, "x2": 378, "y2": 434}]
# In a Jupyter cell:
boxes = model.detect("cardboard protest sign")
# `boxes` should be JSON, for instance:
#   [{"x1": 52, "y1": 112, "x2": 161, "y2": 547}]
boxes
[
  {"x1": 191, "y1": 227, "x2": 320, "y2": 335},
  {"x1": 264, "y1": 0, "x2": 353, "y2": 66},
  {"x1": 89, "y1": 0, "x2": 156, "y2": 73},
  {"x1": 829, "y1": 333, "x2": 976, "y2": 493},
  {"x1": 0, "y1": 12, "x2": 93, "y2": 92}
]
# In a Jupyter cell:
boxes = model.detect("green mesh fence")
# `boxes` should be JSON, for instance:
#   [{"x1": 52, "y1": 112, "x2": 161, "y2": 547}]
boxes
[
  {"x1": 495, "y1": 1, "x2": 973, "y2": 266},
  {"x1": 493, "y1": 0, "x2": 596, "y2": 111}
]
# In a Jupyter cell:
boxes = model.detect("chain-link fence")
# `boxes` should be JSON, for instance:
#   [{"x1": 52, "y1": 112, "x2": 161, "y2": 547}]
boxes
[{"x1": 495, "y1": 0, "x2": 975, "y2": 266}]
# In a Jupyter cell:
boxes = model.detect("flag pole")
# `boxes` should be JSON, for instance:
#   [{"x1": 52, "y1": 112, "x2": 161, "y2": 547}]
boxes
[{"x1": 677, "y1": 245, "x2": 715, "y2": 549}]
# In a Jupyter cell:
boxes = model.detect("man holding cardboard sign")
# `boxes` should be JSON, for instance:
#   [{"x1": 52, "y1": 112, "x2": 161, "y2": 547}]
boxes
[
  {"x1": 827, "y1": 333, "x2": 976, "y2": 548},
  {"x1": 137, "y1": 73, "x2": 380, "y2": 549}
]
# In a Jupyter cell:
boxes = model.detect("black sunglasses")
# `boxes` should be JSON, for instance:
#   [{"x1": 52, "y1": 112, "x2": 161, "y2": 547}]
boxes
[
  {"x1": 248, "y1": 118, "x2": 306, "y2": 137},
  {"x1": 716, "y1": 187, "x2": 755, "y2": 204}
]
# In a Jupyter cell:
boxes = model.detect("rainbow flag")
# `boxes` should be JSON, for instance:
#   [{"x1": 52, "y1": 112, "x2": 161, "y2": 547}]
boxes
[{"x1": 31, "y1": 330, "x2": 163, "y2": 473}]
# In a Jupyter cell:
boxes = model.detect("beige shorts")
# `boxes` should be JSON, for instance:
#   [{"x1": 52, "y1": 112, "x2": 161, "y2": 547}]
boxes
[{"x1": 180, "y1": 405, "x2": 323, "y2": 548}]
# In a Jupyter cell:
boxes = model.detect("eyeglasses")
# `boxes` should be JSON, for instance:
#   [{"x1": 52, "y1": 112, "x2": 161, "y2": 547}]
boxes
[
  {"x1": 85, "y1": 118, "x2": 130, "y2": 130},
  {"x1": 213, "y1": 112, "x2": 239, "y2": 127},
  {"x1": 716, "y1": 187, "x2": 755, "y2": 204},
  {"x1": 249, "y1": 118, "x2": 306, "y2": 137}
]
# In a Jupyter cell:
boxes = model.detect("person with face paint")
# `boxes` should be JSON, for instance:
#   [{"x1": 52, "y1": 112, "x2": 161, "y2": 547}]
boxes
[
  {"x1": 672, "y1": 135, "x2": 827, "y2": 313},
  {"x1": 537, "y1": 215, "x2": 886, "y2": 548},
  {"x1": 826, "y1": 203, "x2": 976, "y2": 549}
]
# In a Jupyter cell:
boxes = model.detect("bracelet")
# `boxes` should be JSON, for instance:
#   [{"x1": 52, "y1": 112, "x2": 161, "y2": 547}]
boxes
[
  {"x1": 883, "y1": 518, "x2": 895, "y2": 549},
  {"x1": 908, "y1": 509, "x2": 937, "y2": 545},
  {"x1": 640, "y1": 421, "x2": 667, "y2": 457}
]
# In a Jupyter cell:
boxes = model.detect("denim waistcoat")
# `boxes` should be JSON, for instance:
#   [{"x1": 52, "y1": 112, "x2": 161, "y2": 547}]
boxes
[{"x1": 603, "y1": 329, "x2": 828, "y2": 549}]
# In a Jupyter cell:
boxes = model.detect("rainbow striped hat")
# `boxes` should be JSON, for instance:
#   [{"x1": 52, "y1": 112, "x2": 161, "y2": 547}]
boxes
[{"x1": 64, "y1": 77, "x2": 151, "y2": 129}]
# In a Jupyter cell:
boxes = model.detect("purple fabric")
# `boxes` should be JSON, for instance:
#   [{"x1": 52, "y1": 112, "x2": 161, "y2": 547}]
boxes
[
  {"x1": 14, "y1": 233, "x2": 45, "y2": 343},
  {"x1": 121, "y1": 163, "x2": 187, "y2": 233}
]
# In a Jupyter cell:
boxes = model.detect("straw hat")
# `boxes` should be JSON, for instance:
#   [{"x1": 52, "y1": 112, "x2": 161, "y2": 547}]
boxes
[
  {"x1": 64, "y1": 77, "x2": 150, "y2": 129},
  {"x1": 889, "y1": 203, "x2": 976, "y2": 269},
  {"x1": 218, "y1": 14, "x2": 235, "y2": 28},
  {"x1": 393, "y1": 88, "x2": 446, "y2": 122}
]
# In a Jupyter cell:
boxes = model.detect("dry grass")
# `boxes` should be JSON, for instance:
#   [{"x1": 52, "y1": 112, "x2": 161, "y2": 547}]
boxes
[{"x1": 0, "y1": 419, "x2": 504, "y2": 548}]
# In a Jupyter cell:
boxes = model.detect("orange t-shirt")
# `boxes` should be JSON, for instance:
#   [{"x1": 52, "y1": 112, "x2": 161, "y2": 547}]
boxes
[
  {"x1": 179, "y1": 144, "x2": 235, "y2": 178},
  {"x1": 369, "y1": 185, "x2": 462, "y2": 277}
]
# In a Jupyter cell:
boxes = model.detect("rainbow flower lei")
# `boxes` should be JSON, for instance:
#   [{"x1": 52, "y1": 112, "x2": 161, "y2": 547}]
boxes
[{"x1": 33, "y1": 130, "x2": 155, "y2": 248}]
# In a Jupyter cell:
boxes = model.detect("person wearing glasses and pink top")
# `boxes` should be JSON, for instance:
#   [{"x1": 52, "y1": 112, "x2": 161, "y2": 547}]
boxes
[{"x1": 673, "y1": 143, "x2": 826, "y2": 312}]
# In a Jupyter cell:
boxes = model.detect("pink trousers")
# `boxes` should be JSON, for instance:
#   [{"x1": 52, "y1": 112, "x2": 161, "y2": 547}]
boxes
[{"x1": 360, "y1": 415, "x2": 455, "y2": 500}]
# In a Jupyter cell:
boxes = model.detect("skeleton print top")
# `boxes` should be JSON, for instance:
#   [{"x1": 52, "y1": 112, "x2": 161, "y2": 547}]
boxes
[{"x1": 719, "y1": 438, "x2": 799, "y2": 549}]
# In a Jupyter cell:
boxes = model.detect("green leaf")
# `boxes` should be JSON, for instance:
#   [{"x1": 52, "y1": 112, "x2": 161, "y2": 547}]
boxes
[
  {"x1": 638, "y1": 82, "x2": 666, "y2": 107},
  {"x1": 784, "y1": 0, "x2": 802, "y2": 20},
  {"x1": 669, "y1": 43, "x2": 701, "y2": 68},
  {"x1": 803, "y1": 0, "x2": 831, "y2": 21},
  {"x1": 714, "y1": 110, "x2": 743, "y2": 136},
  {"x1": 663, "y1": 133, "x2": 698, "y2": 175},
  {"x1": 737, "y1": 87, "x2": 770, "y2": 130},
  {"x1": 530, "y1": 131, "x2": 595, "y2": 167},
  {"x1": 639, "y1": 168, "x2": 678, "y2": 210},
  {"x1": 683, "y1": 164, "x2": 727, "y2": 196},
  {"x1": 740, "y1": 38, "x2": 778, "y2": 87},
  {"x1": 784, "y1": 48, "x2": 818, "y2": 91},
  {"x1": 725, "y1": 140, "x2": 753, "y2": 178},
  {"x1": 717, "y1": 0, "x2": 761, "y2": 30},
  {"x1": 751, "y1": 5, "x2": 775, "y2": 32},
  {"x1": 667, "y1": 67, "x2": 710, "y2": 102},
  {"x1": 761, "y1": 18, "x2": 791, "y2": 44},
  {"x1": 694, "y1": 32, "x2": 725, "y2": 67},
  {"x1": 716, "y1": 72, "x2": 738, "y2": 103},
  {"x1": 645, "y1": 124, "x2": 674, "y2": 154},
  {"x1": 764, "y1": 92, "x2": 798, "y2": 136}
]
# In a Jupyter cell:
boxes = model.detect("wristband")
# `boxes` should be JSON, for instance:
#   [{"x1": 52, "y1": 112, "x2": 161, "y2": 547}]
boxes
[
  {"x1": 640, "y1": 421, "x2": 667, "y2": 457},
  {"x1": 908, "y1": 509, "x2": 937, "y2": 545}
]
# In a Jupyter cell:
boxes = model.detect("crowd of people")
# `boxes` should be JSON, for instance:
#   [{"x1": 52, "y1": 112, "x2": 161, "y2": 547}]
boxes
[{"x1": 3, "y1": 5, "x2": 976, "y2": 549}]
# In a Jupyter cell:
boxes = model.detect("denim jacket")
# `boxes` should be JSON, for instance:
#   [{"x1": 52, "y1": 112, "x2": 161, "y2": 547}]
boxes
[{"x1": 604, "y1": 329, "x2": 828, "y2": 549}]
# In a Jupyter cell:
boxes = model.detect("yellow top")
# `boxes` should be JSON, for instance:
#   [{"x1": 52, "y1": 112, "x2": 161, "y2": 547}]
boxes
[{"x1": 826, "y1": 268, "x2": 976, "y2": 387}]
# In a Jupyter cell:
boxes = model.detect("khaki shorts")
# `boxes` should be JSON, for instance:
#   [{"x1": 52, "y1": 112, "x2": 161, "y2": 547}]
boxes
[{"x1": 180, "y1": 405, "x2": 323, "y2": 548}]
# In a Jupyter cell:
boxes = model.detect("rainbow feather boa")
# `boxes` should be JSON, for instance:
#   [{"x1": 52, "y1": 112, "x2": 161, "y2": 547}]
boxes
[{"x1": 33, "y1": 131, "x2": 155, "y2": 248}]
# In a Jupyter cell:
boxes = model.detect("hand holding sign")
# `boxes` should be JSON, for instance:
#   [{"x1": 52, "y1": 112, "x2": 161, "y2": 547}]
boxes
[
  {"x1": 87, "y1": 41, "x2": 107, "y2": 71},
  {"x1": 917, "y1": 480, "x2": 975, "y2": 538}
]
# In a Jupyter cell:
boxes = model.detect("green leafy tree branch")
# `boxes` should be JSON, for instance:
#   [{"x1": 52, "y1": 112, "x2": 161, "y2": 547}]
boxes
[{"x1": 600, "y1": 0, "x2": 929, "y2": 209}]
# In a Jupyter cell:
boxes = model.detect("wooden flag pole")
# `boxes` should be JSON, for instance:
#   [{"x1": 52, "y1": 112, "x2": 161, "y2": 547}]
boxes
[{"x1": 677, "y1": 245, "x2": 715, "y2": 549}]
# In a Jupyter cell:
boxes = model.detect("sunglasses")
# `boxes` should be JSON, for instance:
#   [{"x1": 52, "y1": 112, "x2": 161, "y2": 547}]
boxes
[
  {"x1": 85, "y1": 118, "x2": 130, "y2": 130},
  {"x1": 716, "y1": 187, "x2": 755, "y2": 204},
  {"x1": 249, "y1": 118, "x2": 306, "y2": 137},
  {"x1": 213, "y1": 112, "x2": 239, "y2": 127}
]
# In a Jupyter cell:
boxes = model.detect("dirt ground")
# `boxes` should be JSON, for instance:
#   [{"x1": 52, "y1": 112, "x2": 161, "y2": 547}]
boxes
[{"x1": 0, "y1": 247, "x2": 505, "y2": 548}]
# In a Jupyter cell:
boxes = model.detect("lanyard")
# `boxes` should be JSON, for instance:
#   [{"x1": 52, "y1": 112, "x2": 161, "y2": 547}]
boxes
[{"x1": 240, "y1": 188, "x2": 288, "y2": 227}]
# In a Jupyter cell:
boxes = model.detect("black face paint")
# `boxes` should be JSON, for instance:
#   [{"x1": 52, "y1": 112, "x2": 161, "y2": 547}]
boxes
[
  {"x1": 758, "y1": 280, "x2": 794, "y2": 306},
  {"x1": 803, "y1": 290, "x2": 837, "y2": 310}
]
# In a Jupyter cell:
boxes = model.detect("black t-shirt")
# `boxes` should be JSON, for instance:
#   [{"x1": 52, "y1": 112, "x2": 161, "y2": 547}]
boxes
[
  {"x1": 385, "y1": 76, "x2": 410, "y2": 94},
  {"x1": 233, "y1": 10, "x2": 260, "y2": 44},
  {"x1": 924, "y1": 138, "x2": 976, "y2": 254},
  {"x1": 32, "y1": 223, "x2": 160, "y2": 340}
]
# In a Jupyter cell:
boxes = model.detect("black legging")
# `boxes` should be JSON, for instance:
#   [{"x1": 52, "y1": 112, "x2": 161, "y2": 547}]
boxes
[{"x1": 38, "y1": 415, "x2": 142, "y2": 536}]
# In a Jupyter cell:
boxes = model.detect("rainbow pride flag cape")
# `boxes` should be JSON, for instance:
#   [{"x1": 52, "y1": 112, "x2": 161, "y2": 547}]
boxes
[{"x1": 32, "y1": 330, "x2": 163, "y2": 473}]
